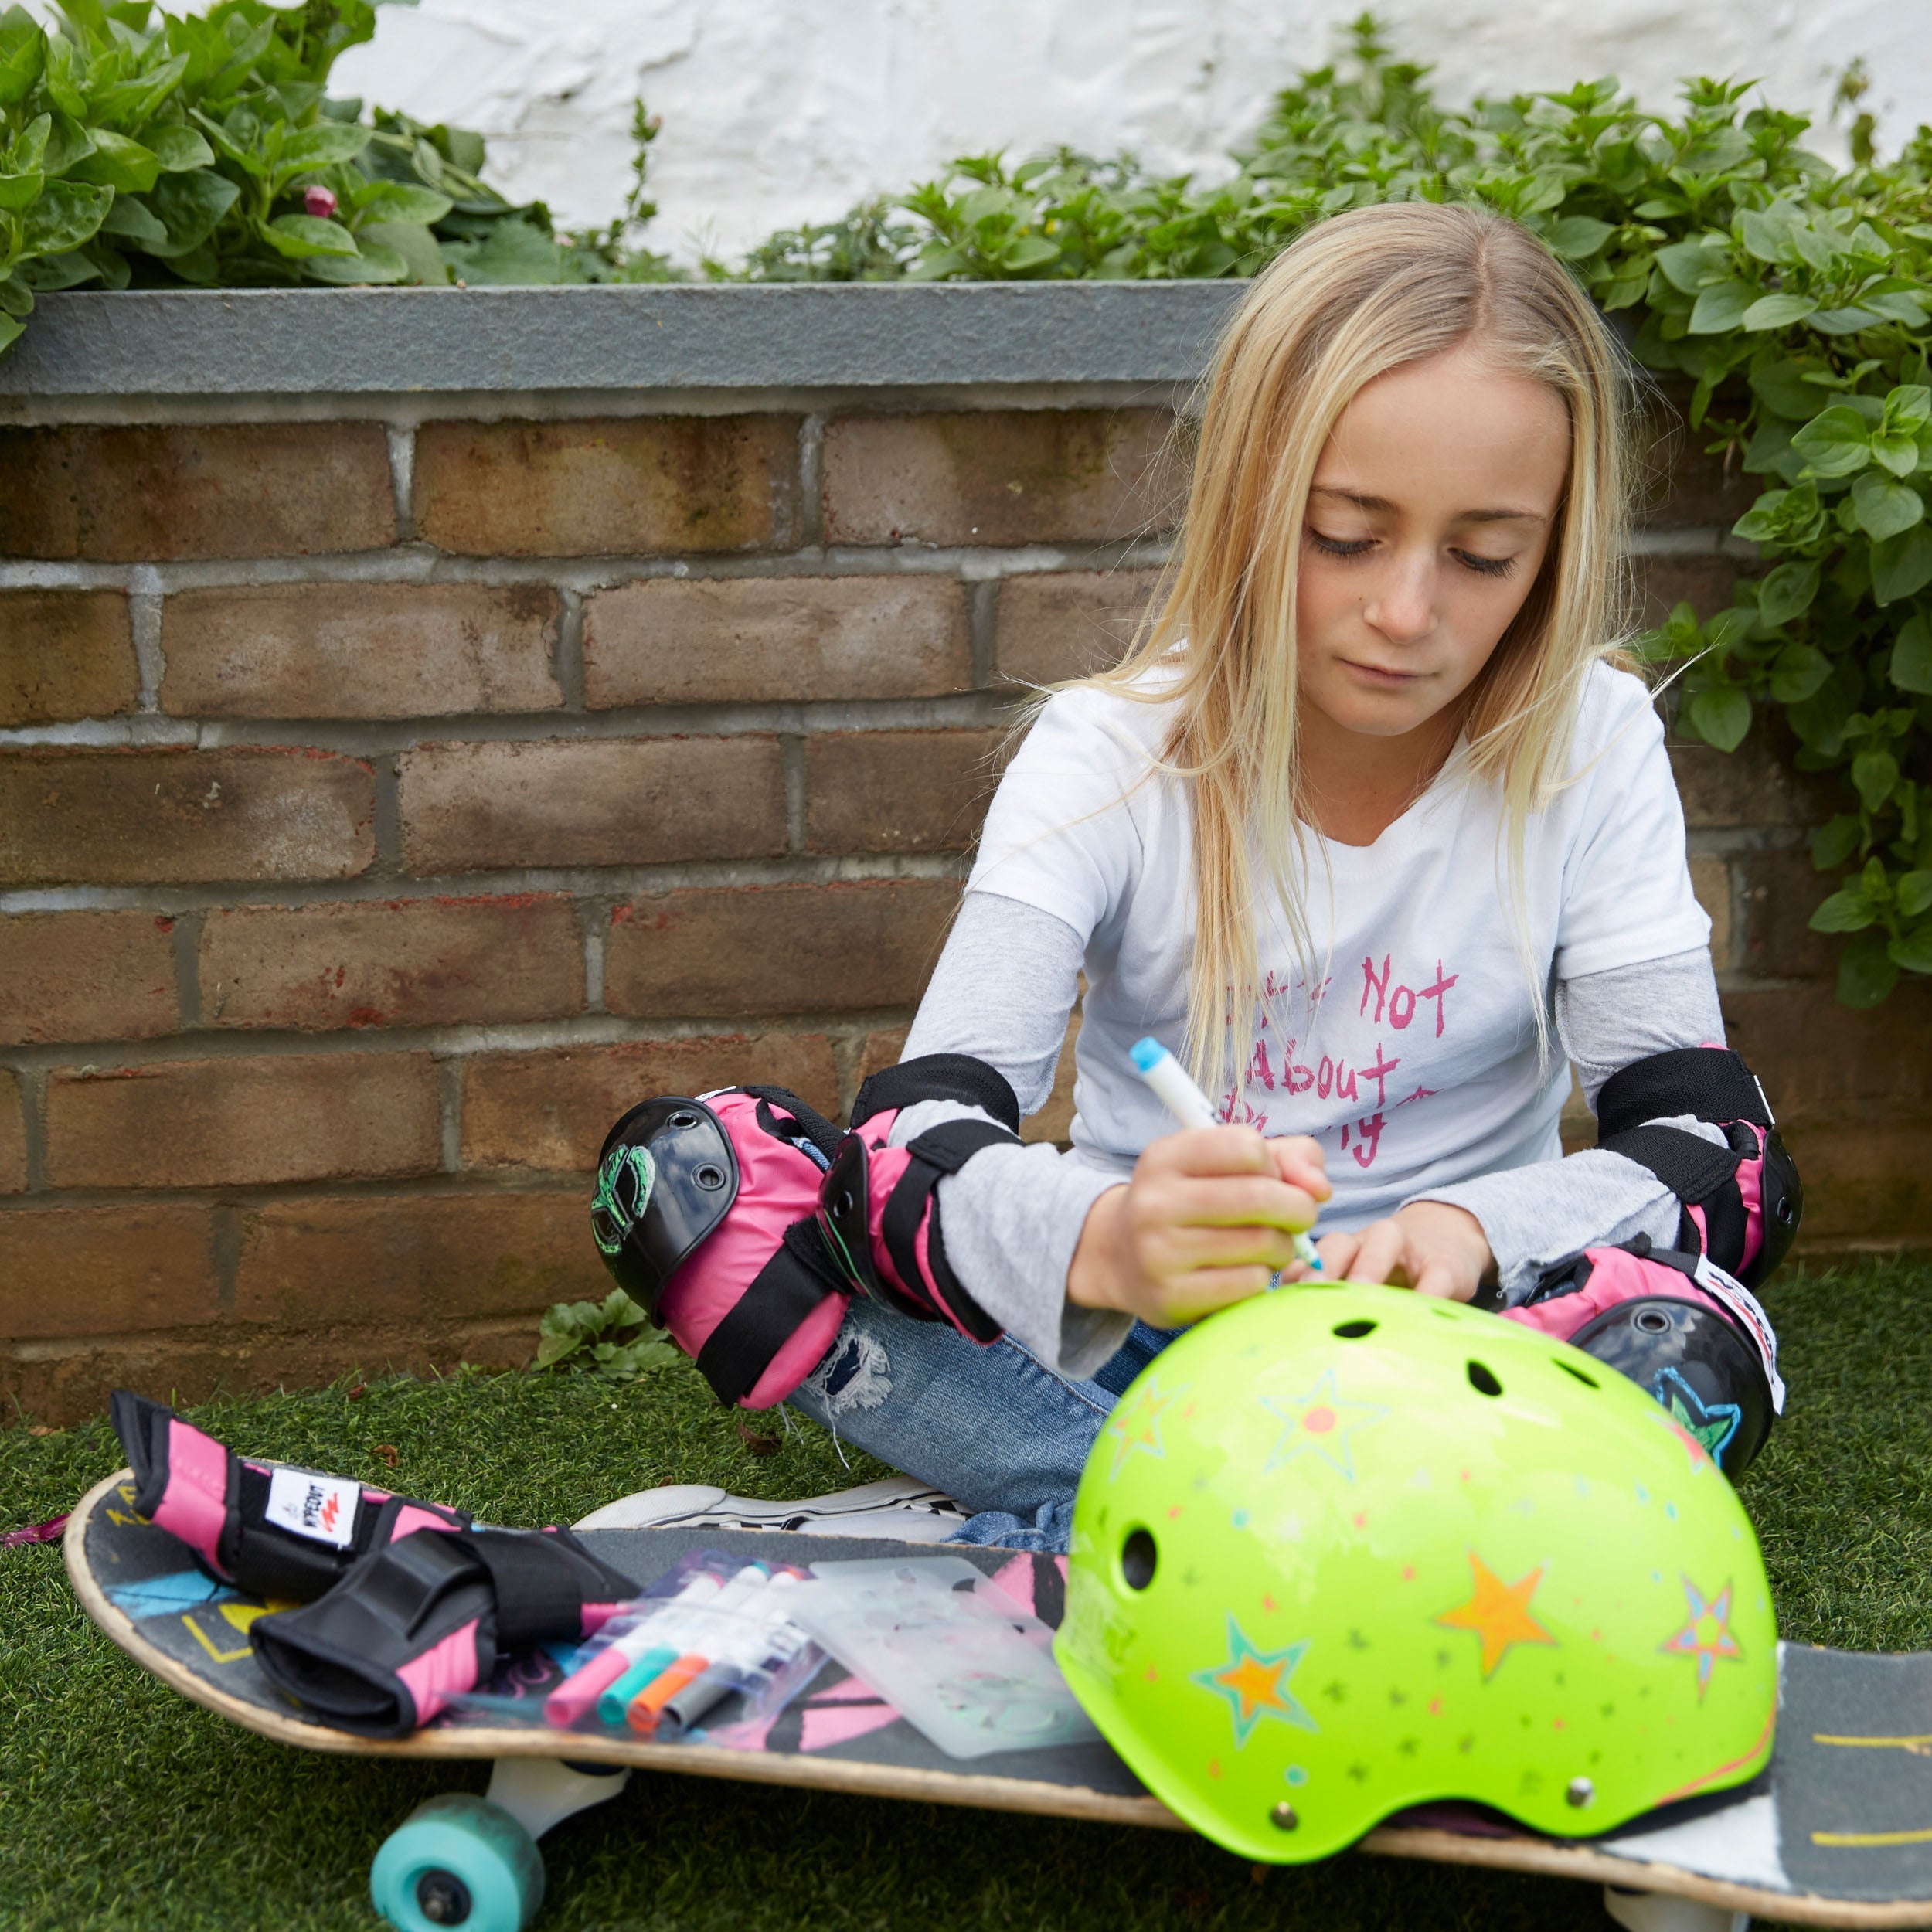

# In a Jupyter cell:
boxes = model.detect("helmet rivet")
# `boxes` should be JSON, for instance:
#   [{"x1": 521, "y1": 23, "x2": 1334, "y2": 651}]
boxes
[
  {"x1": 1270, "y1": 1801, "x2": 1298, "y2": 1832},
  {"x1": 1566, "y1": 1777, "x2": 1594, "y2": 1808}
]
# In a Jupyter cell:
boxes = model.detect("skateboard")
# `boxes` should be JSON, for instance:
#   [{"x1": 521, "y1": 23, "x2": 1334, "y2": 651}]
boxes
[{"x1": 65, "y1": 1466, "x2": 1932, "y2": 1932}]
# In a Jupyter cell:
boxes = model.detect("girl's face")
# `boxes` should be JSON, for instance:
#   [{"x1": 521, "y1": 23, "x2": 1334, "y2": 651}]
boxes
[{"x1": 1294, "y1": 342, "x2": 1571, "y2": 745}]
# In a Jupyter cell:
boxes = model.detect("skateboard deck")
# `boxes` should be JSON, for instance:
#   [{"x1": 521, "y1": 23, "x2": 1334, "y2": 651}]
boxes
[{"x1": 65, "y1": 1468, "x2": 1932, "y2": 1928}]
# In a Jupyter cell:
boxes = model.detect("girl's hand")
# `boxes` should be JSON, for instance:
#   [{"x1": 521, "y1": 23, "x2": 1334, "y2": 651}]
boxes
[
  {"x1": 1067, "y1": 1129, "x2": 1330, "y2": 1327},
  {"x1": 1314, "y1": 1201, "x2": 1495, "y2": 1302}
]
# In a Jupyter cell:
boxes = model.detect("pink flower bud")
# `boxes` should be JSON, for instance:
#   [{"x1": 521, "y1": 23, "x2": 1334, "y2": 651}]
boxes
[{"x1": 304, "y1": 185, "x2": 338, "y2": 219}]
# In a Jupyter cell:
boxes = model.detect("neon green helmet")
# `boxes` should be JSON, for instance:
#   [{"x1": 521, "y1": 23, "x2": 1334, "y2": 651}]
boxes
[{"x1": 1054, "y1": 1282, "x2": 1776, "y2": 1863}]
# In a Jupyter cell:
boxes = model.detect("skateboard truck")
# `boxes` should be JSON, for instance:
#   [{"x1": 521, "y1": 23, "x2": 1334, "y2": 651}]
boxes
[
  {"x1": 369, "y1": 1760, "x2": 630, "y2": 1931},
  {"x1": 1604, "y1": 1885, "x2": 1747, "y2": 1932}
]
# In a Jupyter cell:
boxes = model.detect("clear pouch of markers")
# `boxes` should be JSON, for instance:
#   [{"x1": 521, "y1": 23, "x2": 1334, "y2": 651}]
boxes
[
  {"x1": 449, "y1": 1546, "x2": 824, "y2": 1740},
  {"x1": 786, "y1": 1555, "x2": 1100, "y2": 1760}
]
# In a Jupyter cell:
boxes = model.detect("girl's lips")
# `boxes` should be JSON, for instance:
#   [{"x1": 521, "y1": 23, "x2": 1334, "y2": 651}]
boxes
[{"x1": 1340, "y1": 658, "x2": 1422, "y2": 688}]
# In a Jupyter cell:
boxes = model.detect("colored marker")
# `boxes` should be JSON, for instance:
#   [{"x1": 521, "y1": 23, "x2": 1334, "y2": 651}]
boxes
[
  {"x1": 544, "y1": 1569, "x2": 726, "y2": 1727},
  {"x1": 606, "y1": 1563, "x2": 770, "y2": 1726},
  {"x1": 655, "y1": 1573, "x2": 811, "y2": 1740},
  {"x1": 1130, "y1": 1036, "x2": 1322, "y2": 1273}
]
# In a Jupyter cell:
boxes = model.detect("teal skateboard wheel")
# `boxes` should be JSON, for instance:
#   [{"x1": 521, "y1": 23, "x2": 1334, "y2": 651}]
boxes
[{"x1": 370, "y1": 1794, "x2": 545, "y2": 1932}]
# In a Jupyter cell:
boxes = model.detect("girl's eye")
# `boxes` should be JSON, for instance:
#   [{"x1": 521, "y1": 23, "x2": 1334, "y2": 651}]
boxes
[
  {"x1": 1308, "y1": 529, "x2": 1372, "y2": 559},
  {"x1": 1454, "y1": 550, "x2": 1515, "y2": 579}
]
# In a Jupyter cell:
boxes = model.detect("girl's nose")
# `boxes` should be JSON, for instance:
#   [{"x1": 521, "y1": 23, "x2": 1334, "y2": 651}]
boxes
[{"x1": 1362, "y1": 556, "x2": 1435, "y2": 645}]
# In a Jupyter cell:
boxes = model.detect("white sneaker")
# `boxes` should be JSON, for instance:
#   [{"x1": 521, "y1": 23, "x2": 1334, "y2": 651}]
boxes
[{"x1": 573, "y1": 1474, "x2": 971, "y2": 1543}]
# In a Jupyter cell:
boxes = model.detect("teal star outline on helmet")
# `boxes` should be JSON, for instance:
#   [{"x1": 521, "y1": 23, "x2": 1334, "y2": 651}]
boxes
[
  {"x1": 1102, "y1": 1373, "x2": 1184, "y2": 1481},
  {"x1": 1192, "y1": 1614, "x2": 1318, "y2": 1747},
  {"x1": 1259, "y1": 1367, "x2": 1389, "y2": 1481},
  {"x1": 590, "y1": 1143, "x2": 655, "y2": 1256},
  {"x1": 1651, "y1": 1366, "x2": 1741, "y2": 1461},
  {"x1": 1660, "y1": 1575, "x2": 1741, "y2": 1699}
]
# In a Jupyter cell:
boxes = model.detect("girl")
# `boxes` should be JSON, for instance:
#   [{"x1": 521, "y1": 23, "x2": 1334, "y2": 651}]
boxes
[{"x1": 781, "y1": 201, "x2": 1765, "y2": 1550}]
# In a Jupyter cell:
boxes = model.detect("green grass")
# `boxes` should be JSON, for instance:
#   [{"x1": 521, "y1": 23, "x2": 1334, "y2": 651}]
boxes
[{"x1": 2, "y1": 1256, "x2": 1927, "y2": 1932}]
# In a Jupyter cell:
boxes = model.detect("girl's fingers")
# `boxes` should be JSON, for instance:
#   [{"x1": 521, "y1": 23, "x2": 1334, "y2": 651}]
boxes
[
  {"x1": 1266, "y1": 1134, "x2": 1333, "y2": 1202},
  {"x1": 1147, "y1": 1127, "x2": 1274, "y2": 1178},
  {"x1": 1143, "y1": 1176, "x2": 1321, "y2": 1233},
  {"x1": 1151, "y1": 1223, "x2": 1304, "y2": 1272},
  {"x1": 1412, "y1": 1257, "x2": 1465, "y2": 1301},
  {"x1": 1313, "y1": 1230, "x2": 1359, "y2": 1276},
  {"x1": 1157, "y1": 1266, "x2": 1276, "y2": 1321},
  {"x1": 1343, "y1": 1219, "x2": 1411, "y2": 1290}
]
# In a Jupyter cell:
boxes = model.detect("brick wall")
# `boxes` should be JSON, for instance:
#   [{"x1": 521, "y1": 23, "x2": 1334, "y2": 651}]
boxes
[{"x1": 2, "y1": 384, "x2": 1924, "y2": 1423}]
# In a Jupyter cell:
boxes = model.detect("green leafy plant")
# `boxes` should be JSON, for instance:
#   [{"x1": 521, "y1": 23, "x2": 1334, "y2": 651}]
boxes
[{"x1": 535, "y1": 1287, "x2": 678, "y2": 1382}]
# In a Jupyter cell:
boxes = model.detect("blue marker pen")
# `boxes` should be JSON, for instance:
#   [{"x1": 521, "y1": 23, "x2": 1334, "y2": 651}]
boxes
[{"x1": 1130, "y1": 1036, "x2": 1323, "y2": 1273}]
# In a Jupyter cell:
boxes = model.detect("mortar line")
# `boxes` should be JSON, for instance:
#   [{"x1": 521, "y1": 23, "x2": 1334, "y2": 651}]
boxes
[
  {"x1": 798, "y1": 413, "x2": 827, "y2": 549},
  {"x1": 210, "y1": 1202, "x2": 242, "y2": 1314},
  {"x1": 170, "y1": 909, "x2": 206, "y2": 1029},
  {"x1": 580, "y1": 900, "x2": 607, "y2": 1014},
  {"x1": 553, "y1": 586, "x2": 587, "y2": 710},
  {"x1": 781, "y1": 735, "x2": 808, "y2": 853},
  {"x1": 966, "y1": 578, "x2": 999, "y2": 689},
  {"x1": 126, "y1": 566, "x2": 165, "y2": 712},
  {"x1": 17, "y1": 1066, "x2": 49, "y2": 1192},
  {"x1": 370, "y1": 751, "x2": 403, "y2": 878},
  {"x1": 438, "y1": 1057, "x2": 463, "y2": 1172},
  {"x1": 386, "y1": 424, "x2": 417, "y2": 543}
]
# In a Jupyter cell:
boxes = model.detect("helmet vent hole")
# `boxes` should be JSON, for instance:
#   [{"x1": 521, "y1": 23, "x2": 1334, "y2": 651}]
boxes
[
  {"x1": 668, "y1": 1110, "x2": 699, "y2": 1128},
  {"x1": 1634, "y1": 1308, "x2": 1672, "y2": 1335},
  {"x1": 694, "y1": 1164, "x2": 727, "y2": 1189},
  {"x1": 1333, "y1": 1319, "x2": 1377, "y2": 1339},
  {"x1": 1466, "y1": 1360, "x2": 1502, "y2": 1398},
  {"x1": 1556, "y1": 1361, "x2": 1599, "y2": 1389},
  {"x1": 1121, "y1": 1528, "x2": 1158, "y2": 1591}
]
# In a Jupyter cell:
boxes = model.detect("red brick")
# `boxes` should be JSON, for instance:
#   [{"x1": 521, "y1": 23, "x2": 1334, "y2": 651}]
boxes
[
  {"x1": 199, "y1": 896, "x2": 583, "y2": 1032},
  {"x1": 1633, "y1": 555, "x2": 1739, "y2": 630},
  {"x1": 1780, "y1": 1112, "x2": 1932, "y2": 1243},
  {"x1": 461, "y1": 1032, "x2": 840, "y2": 1172},
  {"x1": 44, "y1": 1053, "x2": 440, "y2": 1189},
  {"x1": 1738, "y1": 851, "x2": 1839, "y2": 981},
  {"x1": 0, "y1": 1069, "x2": 24, "y2": 1193},
  {"x1": 1635, "y1": 400, "x2": 1761, "y2": 530},
  {"x1": 823, "y1": 410, "x2": 1181, "y2": 547},
  {"x1": 605, "y1": 879, "x2": 961, "y2": 1018},
  {"x1": 0, "y1": 1202, "x2": 216, "y2": 1339},
  {"x1": 161, "y1": 583, "x2": 563, "y2": 719},
  {"x1": 233, "y1": 1189, "x2": 604, "y2": 1327},
  {"x1": 414, "y1": 416, "x2": 801, "y2": 557},
  {"x1": 0, "y1": 590, "x2": 136, "y2": 725},
  {"x1": 399, "y1": 736, "x2": 787, "y2": 874},
  {"x1": 0, "y1": 422, "x2": 393, "y2": 560},
  {"x1": 0, "y1": 747, "x2": 375, "y2": 887},
  {"x1": 995, "y1": 569, "x2": 1162, "y2": 685},
  {"x1": 1722, "y1": 983, "x2": 1932, "y2": 1121},
  {"x1": 804, "y1": 728, "x2": 1007, "y2": 854},
  {"x1": 0, "y1": 910, "x2": 179, "y2": 1044},
  {"x1": 583, "y1": 575, "x2": 971, "y2": 706},
  {"x1": 1669, "y1": 733, "x2": 1826, "y2": 830},
  {"x1": 1690, "y1": 857, "x2": 1733, "y2": 975}
]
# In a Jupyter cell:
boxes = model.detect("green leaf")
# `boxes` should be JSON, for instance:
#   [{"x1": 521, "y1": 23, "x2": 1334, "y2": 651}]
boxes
[
  {"x1": 1740, "y1": 291, "x2": 1818, "y2": 331},
  {"x1": 0, "y1": 165, "x2": 43, "y2": 209},
  {"x1": 1758, "y1": 559, "x2": 1820, "y2": 628},
  {"x1": 1810, "y1": 886, "x2": 1877, "y2": 932},
  {"x1": 40, "y1": 113, "x2": 96, "y2": 180},
  {"x1": 1769, "y1": 640, "x2": 1832, "y2": 702},
  {"x1": 1872, "y1": 525, "x2": 1932, "y2": 606},
  {"x1": 0, "y1": 310, "x2": 22, "y2": 358},
  {"x1": 355, "y1": 218, "x2": 447, "y2": 284},
  {"x1": 258, "y1": 213, "x2": 358, "y2": 259},
  {"x1": 1852, "y1": 471, "x2": 1926, "y2": 543},
  {"x1": 1689, "y1": 685, "x2": 1752, "y2": 751},
  {"x1": 1688, "y1": 279, "x2": 1757, "y2": 335},
  {"x1": 1811, "y1": 814, "x2": 1863, "y2": 869},
  {"x1": 1791, "y1": 404, "x2": 1873, "y2": 477},
  {"x1": 0, "y1": 17, "x2": 44, "y2": 107},
  {"x1": 98, "y1": 193, "x2": 168, "y2": 248},
  {"x1": 1838, "y1": 930, "x2": 1900, "y2": 1007},
  {"x1": 301, "y1": 236, "x2": 408, "y2": 284},
  {"x1": 147, "y1": 124, "x2": 213, "y2": 172},
  {"x1": 1549, "y1": 214, "x2": 1614, "y2": 259},
  {"x1": 275, "y1": 121, "x2": 370, "y2": 176},
  {"x1": 19, "y1": 247, "x2": 101, "y2": 291},
  {"x1": 1893, "y1": 614, "x2": 1932, "y2": 693},
  {"x1": 1654, "y1": 239, "x2": 1726, "y2": 294},
  {"x1": 1852, "y1": 747, "x2": 1901, "y2": 812},
  {"x1": 69, "y1": 130, "x2": 161, "y2": 196},
  {"x1": 143, "y1": 166, "x2": 239, "y2": 257},
  {"x1": 1897, "y1": 871, "x2": 1932, "y2": 918},
  {"x1": 1001, "y1": 234, "x2": 1060, "y2": 273},
  {"x1": 16, "y1": 178, "x2": 112, "y2": 261},
  {"x1": 1892, "y1": 925, "x2": 1932, "y2": 975},
  {"x1": 0, "y1": 273, "x2": 32, "y2": 319},
  {"x1": 1809, "y1": 305, "x2": 1885, "y2": 335},
  {"x1": 354, "y1": 180, "x2": 453, "y2": 227},
  {"x1": 440, "y1": 215, "x2": 561, "y2": 284}
]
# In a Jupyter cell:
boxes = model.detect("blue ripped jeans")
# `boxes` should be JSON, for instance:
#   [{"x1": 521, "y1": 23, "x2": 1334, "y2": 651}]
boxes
[{"x1": 785, "y1": 1297, "x2": 1176, "y2": 1553}]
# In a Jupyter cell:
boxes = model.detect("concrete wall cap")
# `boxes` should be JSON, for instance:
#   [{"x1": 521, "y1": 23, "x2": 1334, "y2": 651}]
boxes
[{"x1": 0, "y1": 282, "x2": 1249, "y2": 398}]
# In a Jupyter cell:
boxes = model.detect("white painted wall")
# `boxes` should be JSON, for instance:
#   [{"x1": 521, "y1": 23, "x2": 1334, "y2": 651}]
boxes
[{"x1": 111, "y1": 2, "x2": 1932, "y2": 266}]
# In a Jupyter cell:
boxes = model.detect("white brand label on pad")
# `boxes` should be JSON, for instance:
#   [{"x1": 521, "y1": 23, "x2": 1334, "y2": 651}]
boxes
[{"x1": 266, "y1": 1467, "x2": 359, "y2": 1548}]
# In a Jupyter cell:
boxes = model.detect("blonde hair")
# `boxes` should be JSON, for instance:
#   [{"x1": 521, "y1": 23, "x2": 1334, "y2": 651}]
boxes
[{"x1": 1089, "y1": 201, "x2": 1637, "y2": 1108}]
